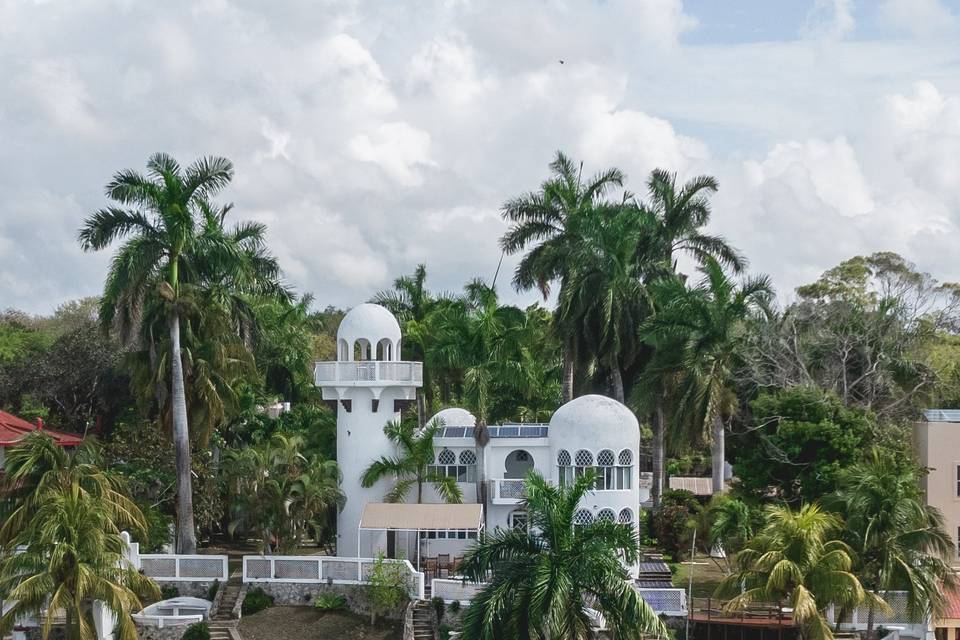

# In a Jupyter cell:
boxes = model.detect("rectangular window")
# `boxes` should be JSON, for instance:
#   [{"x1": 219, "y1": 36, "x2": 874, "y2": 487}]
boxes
[{"x1": 956, "y1": 465, "x2": 960, "y2": 497}]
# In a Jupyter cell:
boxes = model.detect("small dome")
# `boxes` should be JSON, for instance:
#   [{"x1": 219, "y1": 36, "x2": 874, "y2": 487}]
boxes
[
  {"x1": 337, "y1": 303, "x2": 402, "y2": 360},
  {"x1": 549, "y1": 394, "x2": 639, "y2": 450},
  {"x1": 428, "y1": 407, "x2": 476, "y2": 428}
]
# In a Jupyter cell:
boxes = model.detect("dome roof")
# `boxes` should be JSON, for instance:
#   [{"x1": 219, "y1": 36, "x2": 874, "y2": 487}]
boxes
[
  {"x1": 337, "y1": 303, "x2": 402, "y2": 346},
  {"x1": 428, "y1": 407, "x2": 476, "y2": 428},
  {"x1": 548, "y1": 394, "x2": 639, "y2": 449}
]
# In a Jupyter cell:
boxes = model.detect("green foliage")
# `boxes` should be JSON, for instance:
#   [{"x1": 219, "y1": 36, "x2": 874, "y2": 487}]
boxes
[
  {"x1": 313, "y1": 593, "x2": 348, "y2": 612},
  {"x1": 161, "y1": 584, "x2": 180, "y2": 600},
  {"x1": 430, "y1": 596, "x2": 445, "y2": 621},
  {"x1": 732, "y1": 386, "x2": 873, "y2": 503},
  {"x1": 367, "y1": 552, "x2": 409, "y2": 625},
  {"x1": 448, "y1": 600, "x2": 460, "y2": 614},
  {"x1": 206, "y1": 580, "x2": 220, "y2": 602},
  {"x1": 459, "y1": 470, "x2": 666, "y2": 640},
  {"x1": 242, "y1": 588, "x2": 274, "y2": 616},
  {"x1": 182, "y1": 622, "x2": 211, "y2": 640},
  {"x1": 650, "y1": 489, "x2": 702, "y2": 560}
]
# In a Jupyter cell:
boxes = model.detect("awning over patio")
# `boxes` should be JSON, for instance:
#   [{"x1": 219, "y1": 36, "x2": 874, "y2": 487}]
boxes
[{"x1": 359, "y1": 503, "x2": 483, "y2": 531}]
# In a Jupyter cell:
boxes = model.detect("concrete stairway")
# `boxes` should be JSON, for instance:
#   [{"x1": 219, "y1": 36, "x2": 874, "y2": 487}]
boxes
[
  {"x1": 209, "y1": 572, "x2": 243, "y2": 640},
  {"x1": 412, "y1": 600, "x2": 436, "y2": 640}
]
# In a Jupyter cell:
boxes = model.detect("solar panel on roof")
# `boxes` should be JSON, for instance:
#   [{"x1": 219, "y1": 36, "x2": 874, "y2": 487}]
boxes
[
  {"x1": 498, "y1": 426, "x2": 519, "y2": 437},
  {"x1": 446, "y1": 427, "x2": 464, "y2": 437},
  {"x1": 463, "y1": 427, "x2": 475, "y2": 438}
]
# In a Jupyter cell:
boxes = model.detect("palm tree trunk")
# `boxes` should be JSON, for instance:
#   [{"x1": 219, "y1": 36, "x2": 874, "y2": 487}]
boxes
[
  {"x1": 475, "y1": 420, "x2": 489, "y2": 530},
  {"x1": 711, "y1": 414, "x2": 725, "y2": 495},
  {"x1": 562, "y1": 339, "x2": 575, "y2": 403},
  {"x1": 417, "y1": 391, "x2": 427, "y2": 427},
  {"x1": 170, "y1": 312, "x2": 198, "y2": 554},
  {"x1": 609, "y1": 367, "x2": 624, "y2": 404},
  {"x1": 651, "y1": 402, "x2": 665, "y2": 507},
  {"x1": 866, "y1": 598, "x2": 876, "y2": 640}
]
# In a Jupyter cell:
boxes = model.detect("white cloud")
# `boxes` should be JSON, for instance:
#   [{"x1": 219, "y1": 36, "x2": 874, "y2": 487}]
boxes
[
  {"x1": 348, "y1": 122, "x2": 436, "y2": 187},
  {"x1": 879, "y1": 0, "x2": 957, "y2": 37},
  {"x1": 801, "y1": 0, "x2": 855, "y2": 39}
]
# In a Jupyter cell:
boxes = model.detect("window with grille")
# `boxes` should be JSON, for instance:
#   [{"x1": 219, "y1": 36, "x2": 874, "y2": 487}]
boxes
[
  {"x1": 597, "y1": 508, "x2": 616, "y2": 522},
  {"x1": 590, "y1": 449, "x2": 633, "y2": 491},
  {"x1": 509, "y1": 510, "x2": 528, "y2": 532},
  {"x1": 573, "y1": 509, "x2": 594, "y2": 526},
  {"x1": 618, "y1": 508, "x2": 634, "y2": 525},
  {"x1": 557, "y1": 449, "x2": 573, "y2": 486},
  {"x1": 574, "y1": 450, "x2": 594, "y2": 479},
  {"x1": 596, "y1": 450, "x2": 616, "y2": 490},
  {"x1": 429, "y1": 448, "x2": 476, "y2": 483}
]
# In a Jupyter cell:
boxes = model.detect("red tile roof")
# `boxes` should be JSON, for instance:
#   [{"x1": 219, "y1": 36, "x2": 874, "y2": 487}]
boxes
[
  {"x1": 0, "y1": 411, "x2": 83, "y2": 447},
  {"x1": 944, "y1": 586, "x2": 960, "y2": 620}
]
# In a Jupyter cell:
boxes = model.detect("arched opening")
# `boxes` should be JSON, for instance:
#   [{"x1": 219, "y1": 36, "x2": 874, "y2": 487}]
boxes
[
  {"x1": 338, "y1": 338, "x2": 350, "y2": 361},
  {"x1": 354, "y1": 338, "x2": 372, "y2": 361},
  {"x1": 376, "y1": 338, "x2": 393, "y2": 361},
  {"x1": 556, "y1": 449, "x2": 573, "y2": 487},
  {"x1": 504, "y1": 449, "x2": 533, "y2": 479},
  {"x1": 508, "y1": 509, "x2": 528, "y2": 532}
]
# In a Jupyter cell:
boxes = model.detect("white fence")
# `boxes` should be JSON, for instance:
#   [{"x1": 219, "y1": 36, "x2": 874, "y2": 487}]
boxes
[
  {"x1": 242, "y1": 555, "x2": 425, "y2": 600},
  {"x1": 314, "y1": 361, "x2": 423, "y2": 385},
  {"x1": 826, "y1": 592, "x2": 925, "y2": 637},
  {"x1": 636, "y1": 588, "x2": 687, "y2": 616},
  {"x1": 140, "y1": 554, "x2": 229, "y2": 582},
  {"x1": 431, "y1": 578, "x2": 487, "y2": 603}
]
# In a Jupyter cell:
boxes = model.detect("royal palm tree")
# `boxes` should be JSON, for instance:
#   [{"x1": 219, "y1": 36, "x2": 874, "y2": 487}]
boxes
[
  {"x1": 0, "y1": 482, "x2": 159, "y2": 640},
  {"x1": 834, "y1": 449, "x2": 957, "y2": 638},
  {"x1": 459, "y1": 470, "x2": 667, "y2": 640},
  {"x1": 717, "y1": 504, "x2": 877, "y2": 640},
  {"x1": 360, "y1": 419, "x2": 462, "y2": 504},
  {"x1": 645, "y1": 258, "x2": 772, "y2": 494},
  {"x1": 500, "y1": 151, "x2": 625, "y2": 402},
  {"x1": 79, "y1": 153, "x2": 289, "y2": 553}
]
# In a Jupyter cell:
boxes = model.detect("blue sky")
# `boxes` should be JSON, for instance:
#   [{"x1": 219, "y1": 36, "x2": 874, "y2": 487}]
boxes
[{"x1": 2, "y1": 0, "x2": 960, "y2": 313}]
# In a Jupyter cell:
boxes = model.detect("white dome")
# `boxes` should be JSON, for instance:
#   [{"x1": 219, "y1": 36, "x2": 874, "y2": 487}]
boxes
[
  {"x1": 428, "y1": 407, "x2": 476, "y2": 428},
  {"x1": 337, "y1": 303, "x2": 402, "y2": 358},
  {"x1": 548, "y1": 394, "x2": 639, "y2": 450}
]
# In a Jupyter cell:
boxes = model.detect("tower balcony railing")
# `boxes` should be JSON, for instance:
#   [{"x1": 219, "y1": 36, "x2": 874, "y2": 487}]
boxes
[{"x1": 314, "y1": 361, "x2": 423, "y2": 386}]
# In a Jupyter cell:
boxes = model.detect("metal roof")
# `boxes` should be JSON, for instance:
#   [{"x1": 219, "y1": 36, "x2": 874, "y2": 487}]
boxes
[
  {"x1": 358, "y1": 503, "x2": 484, "y2": 531},
  {"x1": 0, "y1": 411, "x2": 83, "y2": 447},
  {"x1": 923, "y1": 409, "x2": 960, "y2": 422}
]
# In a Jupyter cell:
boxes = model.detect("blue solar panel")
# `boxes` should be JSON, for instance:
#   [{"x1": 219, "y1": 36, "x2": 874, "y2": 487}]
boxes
[{"x1": 498, "y1": 426, "x2": 518, "y2": 437}]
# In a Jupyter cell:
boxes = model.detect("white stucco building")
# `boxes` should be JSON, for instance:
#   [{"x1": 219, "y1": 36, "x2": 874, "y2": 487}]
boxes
[{"x1": 314, "y1": 304, "x2": 652, "y2": 575}]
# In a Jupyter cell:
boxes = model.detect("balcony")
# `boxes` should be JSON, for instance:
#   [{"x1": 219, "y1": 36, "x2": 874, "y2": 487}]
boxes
[
  {"x1": 314, "y1": 361, "x2": 423, "y2": 386},
  {"x1": 489, "y1": 478, "x2": 526, "y2": 505}
]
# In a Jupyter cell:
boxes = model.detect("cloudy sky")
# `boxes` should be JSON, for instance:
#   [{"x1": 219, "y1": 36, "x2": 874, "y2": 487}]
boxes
[{"x1": 3, "y1": 0, "x2": 960, "y2": 314}]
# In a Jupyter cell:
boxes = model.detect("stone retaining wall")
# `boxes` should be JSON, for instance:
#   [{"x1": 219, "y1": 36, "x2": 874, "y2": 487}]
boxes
[
  {"x1": 250, "y1": 582, "x2": 408, "y2": 621},
  {"x1": 156, "y1": 580, "x2": 218, "y2": 600},
  {"x1": 135, "y1": 623, "x2": 197, "y2": 640}
]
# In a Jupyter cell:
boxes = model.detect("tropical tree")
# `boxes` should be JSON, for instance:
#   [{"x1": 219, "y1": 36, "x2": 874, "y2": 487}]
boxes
[
  {"x1": 703, "y1": 494, "x2": 759, "y2": 571},
  {"x1": 78, "y1": 153, "x2": 290, "y2": 553},
  {"x1": 224, "y1": 433, "x2": 344, "y2": 553},
  {"x1": 644, "y1": 258, "x2": 772, "y2": 494},
  {"x1": 360, "y1": 418, "x2": 462, "y2": 504},
  {"x1": 833, "y1": 449, "x2": 957, "y2": 638},
  {"x1": 0, "y1": 482, "x2": 160, "y2": 640},
  {"x1": 500, "y1": 151, "x2": 625, "y2": 402},
  {"x1": 459, "y1": 470, "x2": 667, "y2": 640},
  {"x1": 717, "y1": 504, "x2": 877, "y2": 640}
]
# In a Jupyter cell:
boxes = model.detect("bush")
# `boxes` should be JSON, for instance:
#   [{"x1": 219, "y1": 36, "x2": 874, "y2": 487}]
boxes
[
  {"x1": 448, "y1": 600, "x2": 460, "y2": 614},
  {"x1": 431, "y1": 596, "x2": 445, "y2": 621},
  {"x1": 314, "y1": 593, "x2": 347, "y2": 612},
  {"x1": 367, "y1": 552, "x2": 408, "y2": 624},
  {"x1": 206, "y1": 580, "x2": 219, "y2": 601},
  {"x1": 160, "y1": 585, "x2": 180, "y2": 600},
  {"x1": 242, "y1": 588, "x2": 274, "y2": 615},
  {"x1": 182, "y1": 622, "x2": 210, "y2": 640},
  {"x1": 651, "y1": 489, "x2": 701, "y2": 560}
]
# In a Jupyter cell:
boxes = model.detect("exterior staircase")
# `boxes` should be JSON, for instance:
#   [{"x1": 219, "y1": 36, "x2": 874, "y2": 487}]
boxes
[
  {"x1": 412, "y1": 600, "x2": 436, "y2": 640},
  {"x1": 209, "y1": 571, "x2": 244, "y2": 640}
]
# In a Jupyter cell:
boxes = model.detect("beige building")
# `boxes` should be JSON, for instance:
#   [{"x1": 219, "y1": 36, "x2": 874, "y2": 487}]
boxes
[{"x1": 914, "y1": 410, "x2": 960, "y2": 566}]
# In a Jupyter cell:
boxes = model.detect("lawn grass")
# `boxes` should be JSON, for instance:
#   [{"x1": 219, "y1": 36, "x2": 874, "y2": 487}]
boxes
[{"x1": 670, "y1": 552, "x2": 730, "y2": 599}]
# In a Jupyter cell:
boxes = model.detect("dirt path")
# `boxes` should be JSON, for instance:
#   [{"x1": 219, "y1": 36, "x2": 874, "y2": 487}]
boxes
[{"x1": 239, "y1": 606, "x2": 402, "y2": 640}]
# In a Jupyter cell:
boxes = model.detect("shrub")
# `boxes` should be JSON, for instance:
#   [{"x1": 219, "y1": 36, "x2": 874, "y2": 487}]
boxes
[
  {"x1": 651, "y1": 489, "x2": 701, "y2": 560},
  {"x1": 367, "y1": 552, "x2": 408, "y2": 624},
  {"x1": 160, "y1": 585, "x2": 180, "y2": 600},
  {"x1": 182, "y1": 622, "x2": 210, "y2": 640},
  {"x1": 206, "y1": 580, "x2": 219, "y2": 602},
  {"x1": 431, "y1": 596, "x2": 445, "y2": 621},
  {"x1": 314, "y1": 593, "x2": 347, "y2": 612},
  {"x1": 448, "y1": 600, "x2": 460, "y2": 614},
  {"x1": 242, "y1": 588, "x2": 274, "y2": 615}
]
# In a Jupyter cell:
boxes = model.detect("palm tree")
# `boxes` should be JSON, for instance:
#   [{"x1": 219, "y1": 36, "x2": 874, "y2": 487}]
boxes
[
  {"x1": 0, "y1": 482, "x2": 159, "y2": 640},
  {"x1": 717, "y1": 504, "x2": 875, "y2": 640},
  {"x1": 0, "y1": 433, "x2": 144, "y2": 550},
  {"x1": 459, "y1": 470, "x2": 667, "y2": 640},
  {"x1": 634, "y1": 170, "x2": 744, "y2": 507},
  {"x1": 644, "y1": 258, "x2": 772, "y2": 494},
  {"x1": 833, "y1": 449, "x2": 957, "y2": 638},
  {"x1": 500, "y1": 151, "x2": 625, "y2": 402},
  {"x1": 79, "y1": 153, "x2": 289, "y2": 553},
  {"x1": 360, "y1": 419, "x2": 462, "y2": 504}
]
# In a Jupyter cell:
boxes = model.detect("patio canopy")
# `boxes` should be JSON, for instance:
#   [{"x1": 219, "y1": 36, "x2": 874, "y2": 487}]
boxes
[
  {"x1": 359, "y1": 503, "x2": 483, "y2": 531},
  {"x1": 668, "y1": 476, "x2": 715, "y2": 496}
]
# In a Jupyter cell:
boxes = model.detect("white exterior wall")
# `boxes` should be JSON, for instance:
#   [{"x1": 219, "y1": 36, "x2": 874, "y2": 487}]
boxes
[{"x1": 419, "y1": 439, "x2": 478, "y2": 504}]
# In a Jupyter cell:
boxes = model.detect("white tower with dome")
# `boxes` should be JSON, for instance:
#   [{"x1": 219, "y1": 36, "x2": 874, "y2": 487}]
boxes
[{"x1": 314, "y1": 303, "x2": 422, "y2": 556}]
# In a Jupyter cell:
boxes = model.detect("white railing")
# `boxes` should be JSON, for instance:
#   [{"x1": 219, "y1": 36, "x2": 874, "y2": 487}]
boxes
[
  {"x1": 827, "y1": 591, "x2": 924, "y2": 634},
  {"x1": 431, "y1": 578, "x2": 487, "y2": 603},
  {"x1": 314, "y1": 361, "x2": 423, "y2": 385},
  {"x1": 140, "y1": 554, "x2": 229, "y2": 582},
  {"x1": 242, "y1": 555, "x2": 425, "y2": 600},
  {"x1": 489, "y1": 478, "x2": 526, "y2": 504},
  {"x1": 636, "y1": 588, "x2": 687, "y2": 616}
]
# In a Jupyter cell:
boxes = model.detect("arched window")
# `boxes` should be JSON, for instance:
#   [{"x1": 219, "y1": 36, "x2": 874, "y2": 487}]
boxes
[
  {"x1": 573, "y1": 509, "x2": 594, "y2": 527},
  {"x1": 429, "y1": 448, "x2": 476, "y2": 483},
  {"x1": 354, "y1": 338, "x2": 372, "y2": 361},
  {"x1": 574, "y1": 450, "x2": 593, "y2": 479},
  {"x1": 338, "y1": 339, "x2": 350, "y2": 361},
  {"x1": 596, "y1": 449, "x2": 616, "y2": 490},
  {"x1": 557, "y1": 449, "x2": 573, "y2": 487},
  {"x1": 376, "y1": 338, "x2": 393, "y2": 361},
  {"x1": 618, "y1": 508, "x2": 634, "y2": 526},
  {"x1": 615, "y1": 449, "x2": 633, "y2": 491},
  {"x1": 597, "y1": 508, "x2": 616, "y2": 522}
]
